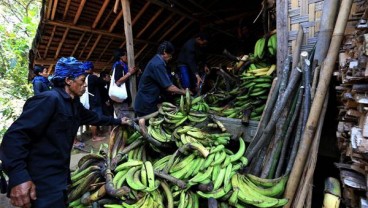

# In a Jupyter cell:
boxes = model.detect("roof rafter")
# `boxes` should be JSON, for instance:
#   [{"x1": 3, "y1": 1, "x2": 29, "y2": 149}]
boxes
[
  {"x1": 73, "y1": 0, "x2": 87, "y2": 25},
  {"x1": 93, "y1": 0, "x2": 110, "y2": 29}
]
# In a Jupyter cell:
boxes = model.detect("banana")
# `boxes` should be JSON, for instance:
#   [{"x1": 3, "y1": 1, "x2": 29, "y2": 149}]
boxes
[
  {"x1": 162, "y1": 101, "x2": 177, "y2": 108},
  {"x1": 257, "y1": 37, "x2": 266, "y2": 59},
  {"x1": 126, "y1": 166, "x2": 147, "y2": 191},
  {"x1": 153, "y1": 155, "x2": 171, "y2": 170},
  {"x1": 191, "y1": 191, "x2": 199, "y2": 208},
  {"x1": 148, "y1": 117, "x2": 164, "y2": 126},
  {"x1": 160, "y1": 182, "x2": 174, "y2": 208},
  {"x1": 196, "y1": 182, "x2": 232, "y2": 199},
  {"x1": 189, "y1": 166, "x2": 214, "y2": 184},
  {"x1": 148, "y1": 125, "x2": 168, "y2": 142},
  {"x1": 187, "y1": 115, "x2": 207, "y2": 123},
  {"x1": 212, "y1": 164, "x2": 221, "y2": 181},
  {"x1": 229, "y1": 187, "x2": 239, "y2": 206},
  {"x1": 113, "y1": 169, "x2": 128, "y2": 188},
  {"x1": 185, "y1": 89, "x2": 191, "y2": 113},
  {"x1": 201, "y1": 153, "x2": 215, "y2": 170},
  {"x1": 178, "y1": 191, "x2": 188, "y2": 208},
  {"x1": 243, "y1": 175, "x2": 288, "y2": 197},
  {"x1": 165, "y1": 111, "x2": 186, "y2": 120},
  {"x1": 190, "y1": 157, "x2": 205, "y2": 177},
  {"x1": 184, "y1": 158, "x2": 201, "y2": 179},
  {"x1": 174, "y1": 116, "x2": 188, "y2": 127},
  {"x1": 191, "y1": 96, "x2": 203, "y2": 105},
  {"x1": 186, "y1": 130, "x2": 206, "y2": 139},
  {"x1": 221, "y1": 156, "x2": 231, "y2": 168},
  {"x1": 245, "y1": 174, "x2": 289, "y2": 188},
  {"x1": 115, "y1": 160, "x2": 143, "y2": 172},
  {"x1": 213, "y1": 166, "x2": 226, "y2": 190},
  {"x1": 144, "y1": 161, "x2": 155, "y2": 190},
  {"x1": 266, "y1": 64, "x2": 276, "y2": 76},
  {"x1": 210, "y1": 145, "x2": 225, "y2": 154},
  {"x1": 71, "y1": 165, "x2": 100, "y2": 183},
  {"x1": 223, "y1": 163, "x2": 233, "y2": 190},
  {"x1": 170, "y1": 153, "x2": 195, "y2": 173},
  {"x1": 171, "y1": 161, "x2": 194, "y2": 179},
  {"x1": 211, "y1": 150, "x2": 227, "y2": 166},
  {"x1": 230, "y1": 138, "x2": 246, "y2": 162}
]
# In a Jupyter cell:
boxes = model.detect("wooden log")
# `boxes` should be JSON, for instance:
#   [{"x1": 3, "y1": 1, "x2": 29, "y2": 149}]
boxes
[
  {"x1": 284, "y1": 0, "x2": 354, "y2": 205},
  {"x1": 363, "y1": 113, "x2": 368, "y2": 137}
]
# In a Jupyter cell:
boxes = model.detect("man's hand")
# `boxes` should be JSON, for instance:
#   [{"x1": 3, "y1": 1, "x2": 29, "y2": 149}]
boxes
[
  {"x1": 128, "y1": 66, "x2": 138, "y2": 75},
  {"x1": 121, "y1": 117, "x2": 130, "y2": 125},
  {"x1": 195, "y1": 74, "x2": 203, "y2": 87},
  {"x1": 204, "y1": 66, "x2": 210, "y2": 74},
  {"x1": 10, "y1": 181, "x2": 36, "y2": 208}
]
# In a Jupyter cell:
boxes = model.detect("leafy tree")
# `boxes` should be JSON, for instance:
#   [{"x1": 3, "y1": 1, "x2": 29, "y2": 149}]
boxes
[{"x1": 0, "y1": 0, "x2": 41, "y2": 138}]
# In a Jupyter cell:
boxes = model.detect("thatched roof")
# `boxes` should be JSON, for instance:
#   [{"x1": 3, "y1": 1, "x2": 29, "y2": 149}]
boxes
[{"x1": 30, "y1": 0, "x2": 263, "y2": 74}]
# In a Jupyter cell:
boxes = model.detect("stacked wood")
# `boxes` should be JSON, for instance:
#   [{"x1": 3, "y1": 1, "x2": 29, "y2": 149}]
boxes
[{"x1": 335, "y1": 1, "x2": 368, "y2": 207}]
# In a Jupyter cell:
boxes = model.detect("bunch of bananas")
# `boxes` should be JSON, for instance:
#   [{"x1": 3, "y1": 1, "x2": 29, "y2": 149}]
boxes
[
  {"x1": 208, "y1": 64, "x2": 275, "y2": 120},
  {"x1": 190, "y1": 96, "x2": 210, "y2": 112},
  {"x1": 267, "y1": 33, "x2": 277, "y2": 56},
  {"x1": 229, "y1": 173, "x2": 289, "y2": 207},
  {"x1": 254, "y1": 37, "x2": 266, "y2": 59}
]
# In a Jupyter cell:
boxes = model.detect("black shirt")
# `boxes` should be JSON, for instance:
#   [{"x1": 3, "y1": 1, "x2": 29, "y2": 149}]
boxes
[{"x1": 0, "y1": 87, "x2": 121, "y2": 195}]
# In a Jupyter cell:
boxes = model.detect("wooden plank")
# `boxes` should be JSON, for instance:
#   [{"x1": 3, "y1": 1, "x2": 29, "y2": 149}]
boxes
[
  {"x1": 71, "y1": 32, "x2": 86, "y2": 57},
  {"x1": 86, "y1": 35, "x2": 102, "y2": 60},
  {"x1": 309, "y1": 4, "x2": 315, "y2": 38},
  {"x1": 78, "y1": 33, "x2": 93, "y2": 59},
  {"x1": 62, "y1": 0, "x2": 72, "y2": 20},
  {"x1": 98, "y1": 38, "x2": 114, "y2": 61},
  {"x1": 121, "y1": 0, "x2": 137, "y2": 105},
  {"x1": 132, "y1": 2, "x2": 151, "y2": 26},
  {"x1": 170, "y1": 20, "x2": 194, "y2": 41},
  {"x1": 43, "y1": 25, "x2": 56, "y2": 59},
  {"x1": 276, "y1": 0, "x2": 289, "y2": 77},
  {"x1": 109, "y1": 10, "x2": 124, "y2": 33},
  {"x1": 51, "y1": 0, "x2": 58, "y2": 20},
  {"x1": 54, "y1": 28, "x2": 70, "y2": 59},
  {"x1": 93, "y1": 0, "x2": 110, "y2": 29},
  {"x1": 46, "y1": 0, "x2": 53, "y2": 20},
  {"x1": 136, "y1": 8, "x2": 163, "y2": 38},
  {"x1": 73, "y1": 0, "x2": 87, "y2": 25}
]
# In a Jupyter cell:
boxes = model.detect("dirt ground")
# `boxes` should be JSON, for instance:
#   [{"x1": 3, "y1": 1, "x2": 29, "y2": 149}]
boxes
[{"x1": 0, "y1": 127, "x2": 110, "y2": 208}]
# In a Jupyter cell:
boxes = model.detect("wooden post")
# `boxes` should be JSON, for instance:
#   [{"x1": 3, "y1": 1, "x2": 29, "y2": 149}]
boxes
[
  {"x1": 121, "y1": 0, "x2": 137, "y2": 105},
  {"x1": 283, "y1": 0, "x2": 354, "y2": 206}
]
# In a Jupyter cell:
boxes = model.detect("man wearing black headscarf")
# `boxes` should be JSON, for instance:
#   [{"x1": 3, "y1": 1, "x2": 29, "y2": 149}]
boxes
[{"x1": 0, "y1": 57, "x2": 129, "y2": 208}]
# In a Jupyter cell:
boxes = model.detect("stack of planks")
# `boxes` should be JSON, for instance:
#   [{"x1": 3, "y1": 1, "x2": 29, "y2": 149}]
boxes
[{"x1": 334, "y1": 1, "x2": 368, "y2": 206}]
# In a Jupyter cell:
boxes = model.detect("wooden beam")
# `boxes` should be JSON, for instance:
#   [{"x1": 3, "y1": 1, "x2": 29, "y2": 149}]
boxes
[
  {"x1": 79, "y1": 33, "x2": 93, "y2": 59},
  {"x1": 101, "y1": 9, "x2": 114, "y2": 28},
  {"x1": 109, "y1": 9, "x2": 124, "y2": 32},
  {"x1": 86, "y1": 35, "x2": 102, "y2": 60},
  {"x1": 121, "y1": 0, "x2": 137, "y2": 105},
  {"x1": 47, "y1": 64, "x2": 54, "y2": 74},
  {"x1": 73, "y1": 0, "x2": 87, "y2": 25},
  {"x1": 98, "y1": 38, "x2": 114, "y2": 61},
  {"x1": 45, "y1": 20, "x2": 156, "y2": 45},
  {"x1": 170, "y1": 20, "x2": 194, "y2": 41},
  {"x1": 62, "y1": 0, "x2": 72, "y2": 20},
  {"x1": 148, "y1": 13, "x2": 175, "y2": 39},
  {"x1": 93, "y1": 0, "x2": 110, "y2": 29},
  {"x1": 35, "y1": 59, "x2": 112, "y2": 68},
  {"x1": 46, "y1": 0, "x2": 53, "y2": 20},
  {"x1": 71, "y1": 32, "x2": 86, "y2": 57},
  {"x1": 136, "y1": 8, "x2": 163, "y2": 38},
  {"x1": 132, "y1": 2, "x2": 151, "y2": 26},
  {"x1": 51, "y1": 0, "x2": 58, "y2": 20},
  {"x1": 54, "y1": 28, "x2": 69, "y2": 59},
  {"x1": 147, "y1": 0, "x2": 198, "y2": 21},
  {"x1": 43, "y1": 25, "x2": 56, "y2": 59}
]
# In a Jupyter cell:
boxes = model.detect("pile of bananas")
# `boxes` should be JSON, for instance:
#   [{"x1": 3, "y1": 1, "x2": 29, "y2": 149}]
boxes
[{"x1": 208, "y1": 64, "x2": 276, "y2": 120}]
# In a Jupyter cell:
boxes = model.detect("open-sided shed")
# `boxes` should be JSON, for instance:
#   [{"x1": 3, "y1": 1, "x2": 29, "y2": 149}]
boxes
[{"x1": 30, "y1": 0, "x2": 264, "y2": 73}]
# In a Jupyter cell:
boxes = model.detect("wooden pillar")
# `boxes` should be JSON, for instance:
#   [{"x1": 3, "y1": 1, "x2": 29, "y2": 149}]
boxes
[
  {"x1": 276, "y1": 0, "x2": 289, "y2": 77},
  {"x1": 121, "y1": 0, "x2": 137, "y2": 105}
]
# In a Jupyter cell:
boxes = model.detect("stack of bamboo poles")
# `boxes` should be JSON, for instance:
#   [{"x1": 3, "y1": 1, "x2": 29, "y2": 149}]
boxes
[
  {"x1": 243, "y1": 0, "x2": 354, "y2": 207},
  {"x1": 333, "y1": 3, "x2": 368, "y2": 206}
]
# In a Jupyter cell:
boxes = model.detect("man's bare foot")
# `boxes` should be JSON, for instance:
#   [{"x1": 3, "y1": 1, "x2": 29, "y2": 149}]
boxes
[{"x1": 92, "y1": 136, "x2": 105, "y2": 142}]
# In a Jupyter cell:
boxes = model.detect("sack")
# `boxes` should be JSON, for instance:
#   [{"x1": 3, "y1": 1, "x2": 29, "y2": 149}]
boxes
[
  {"x1": 109, "y1": 68, "x2": 128, "y2": 103},
  {"x1": 80, "y1": 75, "x2": 90, "y2": 109}
]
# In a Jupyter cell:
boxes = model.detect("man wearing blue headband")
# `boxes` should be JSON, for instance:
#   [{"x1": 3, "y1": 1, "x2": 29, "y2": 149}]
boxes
[{"x1": 0, "y1": 57, "x2": 130, "y2": 208}]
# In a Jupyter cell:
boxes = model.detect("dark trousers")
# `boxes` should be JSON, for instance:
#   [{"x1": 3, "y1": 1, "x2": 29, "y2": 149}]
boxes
[{"x1": 31, "y1": 190, "x2": 67, "y2": 208}]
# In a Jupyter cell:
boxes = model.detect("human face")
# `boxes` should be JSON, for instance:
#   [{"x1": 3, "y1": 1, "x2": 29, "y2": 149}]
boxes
[
  {"x1": 121, "y1": 54, "x2": 128, "y2": 63},
  {"x1": 40, "y1": 68, "x2": 49, "y2": 78},
  {"x1": 65, "y1": 75, "x2": 87, "y2": 98},
  {"x1": 162, "y1": 52, "x2": 172, "y2": 63}
]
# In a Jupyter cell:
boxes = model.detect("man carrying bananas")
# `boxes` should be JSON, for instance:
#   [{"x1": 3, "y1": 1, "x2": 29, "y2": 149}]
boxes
[
  {"x1": 0, "y1": 57, "x2": 130, "y2": 208},
  {"x1": 176, "y1": 32, "x2": 209, "y2": 93},
  {"x1": 134, "y1": 41, "x2": 187, "y2": 117}
]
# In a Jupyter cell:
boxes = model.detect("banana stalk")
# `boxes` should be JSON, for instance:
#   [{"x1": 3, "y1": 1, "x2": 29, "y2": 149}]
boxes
[
  {"x1": 322, "y1": 177, "x2": 341, "y2": 208},
  {"x1": 154, "y1": 170, "x2": 187, "y2": 189}
]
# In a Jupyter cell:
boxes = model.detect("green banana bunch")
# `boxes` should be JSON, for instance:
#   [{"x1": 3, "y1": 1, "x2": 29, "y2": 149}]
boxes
[
  {"x1": 231, "y1": 173, "x2": 289, "y2": 207},
  {"x1": 267, "y1": 33, "x2": 277, "y2": 56},
  {"x1": 254, "y1": 37, "x2": 266, "y2": 59}
]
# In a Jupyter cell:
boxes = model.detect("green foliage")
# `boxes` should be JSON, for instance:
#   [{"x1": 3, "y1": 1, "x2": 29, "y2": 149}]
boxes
[{"x1": 0, "y1": 0, "x2": 42, "y2": 139}]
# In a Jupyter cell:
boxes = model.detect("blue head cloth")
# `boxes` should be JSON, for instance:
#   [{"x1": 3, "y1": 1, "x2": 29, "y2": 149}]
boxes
[
  {"x1": 81, "y1": 61, "x2": 94, "y2": 71},
  {"x1": 53, "y1": 57, "x2": 85, "y2": 79}
]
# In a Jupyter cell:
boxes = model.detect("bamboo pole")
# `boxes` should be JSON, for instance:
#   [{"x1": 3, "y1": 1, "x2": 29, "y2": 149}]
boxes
[
  {"x1": 284, "y1": 0, "x2": 353, "y2": 206},
  {"x1": 313, "y1": 0, "x2": 339, "y2": 68},
  {"x1": 292, "y1": 25, "x2": 304, "y2": 70},
  {"x1": 293, "y1": 93, "x2": 329, "y2": 207}
]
